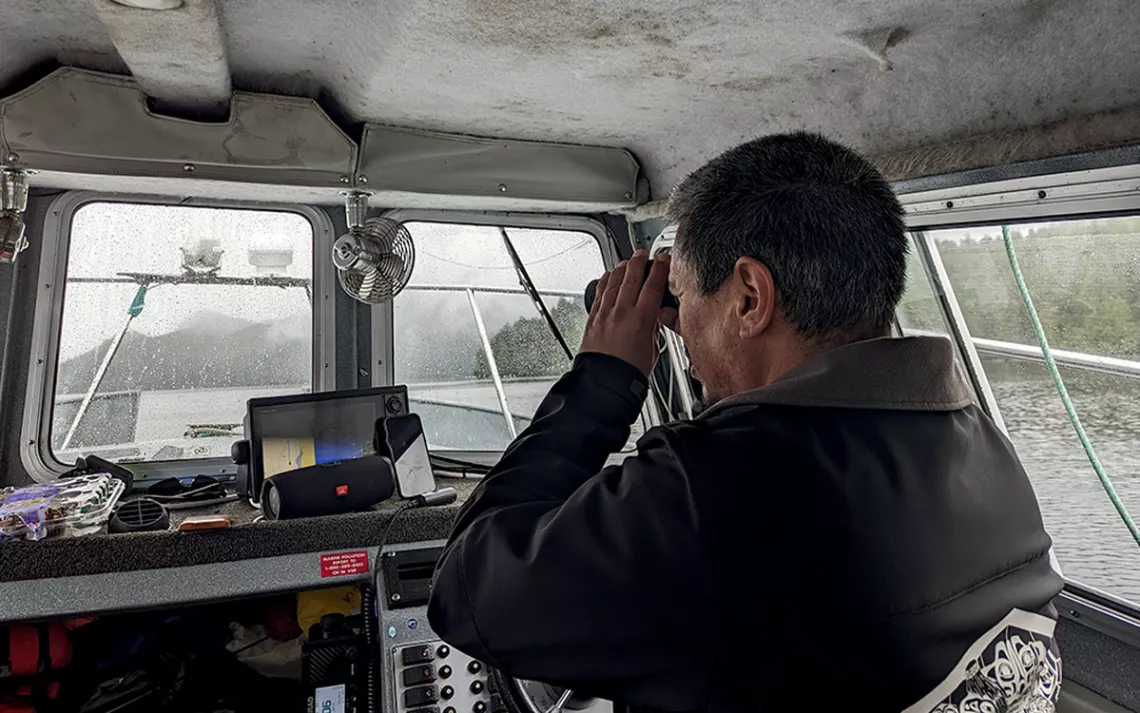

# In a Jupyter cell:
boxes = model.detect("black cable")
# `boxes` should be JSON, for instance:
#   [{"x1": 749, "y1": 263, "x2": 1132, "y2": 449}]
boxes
[
  {"x1": 379, "y1": 502, "x2": 417, "y2": 557},
  {"x1": 230, "y1": 635, "x2": 271, "y2": 656},
  {"x1": 377, "y1": 488, "x2": 459, "y2": 554},
  {"x1": 365, "y1": 502, "x2": 415, "y2": 713}
]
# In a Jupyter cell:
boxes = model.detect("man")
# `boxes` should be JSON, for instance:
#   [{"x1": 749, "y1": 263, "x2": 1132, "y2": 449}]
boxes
[{"x1": 428, "y1": 132, "x2": 1063, "y2": 711}]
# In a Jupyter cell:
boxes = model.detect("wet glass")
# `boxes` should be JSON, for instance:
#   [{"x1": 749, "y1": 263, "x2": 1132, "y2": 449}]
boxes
[
  {"x1": 53, "y1": 202, "x2": 314, "y2": 463},
  {"x1": 895, "y1": 235, "x2": 950, "y2": 336},
  {"x1": 919, "y1": 216, "x2": 1140, "y2": 606},
  {"x1": 394, "y1": 222, "x2": 646, "y2": 451}
]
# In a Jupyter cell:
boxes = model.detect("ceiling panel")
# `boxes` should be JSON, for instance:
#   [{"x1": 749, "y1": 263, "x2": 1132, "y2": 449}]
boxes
[{"x1": 2, "y1": 0, "x2": 1138, "y2": 196}]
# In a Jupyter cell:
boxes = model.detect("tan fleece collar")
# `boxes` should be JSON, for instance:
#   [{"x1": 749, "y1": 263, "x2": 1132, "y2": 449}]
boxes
[{"x1": 699, "y1": 336, "x2": 975, "y2": 417}]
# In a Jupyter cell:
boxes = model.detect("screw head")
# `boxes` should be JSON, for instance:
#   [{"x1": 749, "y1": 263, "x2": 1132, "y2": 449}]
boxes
[
  {"x1": 339, "y1": 175, "x2": 350, "y2": 184},
  {"x1": 391, "y1": 592, "x2": 401, "y2": 601},
  {"x1": 183, "y1": 163, "x2": 195, "y2": 172},
  {"x1": 5, "y1": 151, "x2": 18, "y2": 164},
  {"x1": 624, "y1": 191, "x2": 633, "y2": 200},
  {"x1": 945, "y1": 201, "x2": 954, "y2": 209},
  {"x1": 358, "y1": 175, "x2": 369, "y2": 184},
  {"x1": 498, "y1": 183, "x2": 507, "y2": 192},
  {"x1": 1037, "y1": 190, "x2": 1047, "y2": 199}
]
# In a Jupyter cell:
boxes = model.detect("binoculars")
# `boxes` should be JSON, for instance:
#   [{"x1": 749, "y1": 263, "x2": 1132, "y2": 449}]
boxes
[{"x1": 584, "y1": 260, "x2": 679, "y2": 312}]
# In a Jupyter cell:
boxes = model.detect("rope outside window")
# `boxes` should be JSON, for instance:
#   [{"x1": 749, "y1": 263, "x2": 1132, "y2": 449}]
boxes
[{"x1": 1001, "y1": 224, "x2": 1140, "y2": 548}]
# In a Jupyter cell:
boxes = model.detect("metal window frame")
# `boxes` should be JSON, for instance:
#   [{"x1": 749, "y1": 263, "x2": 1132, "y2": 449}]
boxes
[
  {"x1": 20, "y1": 191, "x2": 335, "y2": 483},
  {"x1": 896, "y1": 161, "x2": 1140, "y2": 605},
  {"x1": 909, "y1": 231, "x2": 1008, "y2": 432},
  {"x1": 899, "y1": 163, "x2": 1140, "y2": 228},
  {"x1": 897, "y1": 162, "x2": 1140, "y2": 418},
  {"x1": 1058, "y1": 582, "x2": 1140, "y2": 649},
  {"x1": 373, "y1": 209, "x2": 645, "y2": 463}
]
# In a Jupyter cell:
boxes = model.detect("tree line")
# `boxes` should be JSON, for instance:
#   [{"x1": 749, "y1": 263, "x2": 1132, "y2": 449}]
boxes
[
  {"x1": 482, "y1": 219, "x2": 1140, "y2": 380},
  {"x1": 474, "y1": 298, "x2": 587, "y2": 379},
  {"x1": 898, "y1": 218, "x2": 1140, "y2": 360}
]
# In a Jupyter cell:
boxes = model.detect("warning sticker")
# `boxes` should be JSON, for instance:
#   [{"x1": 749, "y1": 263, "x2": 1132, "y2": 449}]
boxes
[{"x1": 320, "y1": 551, "x2": 370, "y2": 578}]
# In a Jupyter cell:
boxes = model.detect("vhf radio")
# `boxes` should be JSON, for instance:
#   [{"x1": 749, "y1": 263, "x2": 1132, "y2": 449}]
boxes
[{"x1": 302, "y1": 613, "x2": 370, "y2": 713}]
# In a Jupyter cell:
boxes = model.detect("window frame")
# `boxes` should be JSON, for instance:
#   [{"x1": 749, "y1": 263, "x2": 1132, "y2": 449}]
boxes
[
  {"x1": 20, "y1": 191, "x2": 336, "y2": 483},
  {"x1": 896, "y1": 162, "x2": 1140, "y2": 622},
  {"x1": 374, "y1": 209, "x2": 653, "y2": 463},
  {"x1": 898, "y1": 163, "x2": 1140, "y2": 431}
]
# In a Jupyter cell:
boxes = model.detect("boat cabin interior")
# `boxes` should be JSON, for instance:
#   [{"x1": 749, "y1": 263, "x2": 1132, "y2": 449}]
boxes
[{"x1": 1, "y1": 0, "x2": 1139, "y2": 710}]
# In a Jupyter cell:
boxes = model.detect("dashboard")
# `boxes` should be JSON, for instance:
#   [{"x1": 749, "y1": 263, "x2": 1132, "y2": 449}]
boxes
[
  {"x1": 377, "y1": 542, "x2": 613, "y2": 713},
  {"x1": 379, "y1": 541, "x2": 494, "y2": 713}
]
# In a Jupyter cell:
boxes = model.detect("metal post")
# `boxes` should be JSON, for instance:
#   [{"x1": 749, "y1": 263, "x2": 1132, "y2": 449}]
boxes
[
  {"x1": 545, "y1": 689, "x2": 575, "y2": 713},
  {"x1": 61, "y1": 284, "x2": 148, "y2": 450},
  {"x1": 661, "y1": 330, "x2": 694, "y2": 419},
  {"x1": 465, "y1": 288, "x2": 517, "y2": 439},
  {"x1": 61, "y1": 320, "x2": 132, "y2": 450},
  {"x1": 344, "y1": 190, "x2": 370, "y2": 230},
  {"x1": 912, "y1": 231, "x2": 1007, "y2": 433}
]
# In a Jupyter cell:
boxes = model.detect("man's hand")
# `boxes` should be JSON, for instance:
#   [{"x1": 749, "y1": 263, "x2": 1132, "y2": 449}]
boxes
[{"x1": 579, "y1": 250, "x2": 670, "y2": 376}]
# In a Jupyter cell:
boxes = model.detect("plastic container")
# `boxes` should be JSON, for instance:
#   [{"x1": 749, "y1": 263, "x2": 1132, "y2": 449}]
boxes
[{"x1": 0, "y1": 475, "x2": 126, "y2": 541}]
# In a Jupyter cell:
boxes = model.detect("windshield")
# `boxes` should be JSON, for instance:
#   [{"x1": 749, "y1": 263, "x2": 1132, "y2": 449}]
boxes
[
  {"x1": 52, "y1": 202, "x2": 315, "y2": 464},
  {"x1": 393, "y1": 220, "x2": 648, "y2": 451}
]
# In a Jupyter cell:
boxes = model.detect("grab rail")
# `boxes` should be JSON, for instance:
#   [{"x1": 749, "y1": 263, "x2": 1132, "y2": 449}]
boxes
[
  {"x1": 971, "y1": 337, "x2": 1140, "y2": 380},
  {"x1": 904, "y1": 328, "x2": 1140, "y2": 380}
]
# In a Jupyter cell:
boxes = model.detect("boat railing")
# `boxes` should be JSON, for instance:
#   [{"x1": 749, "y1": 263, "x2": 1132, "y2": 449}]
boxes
[{"x1": 904, "y1": 328, "x2": 1140, "y2": 380}]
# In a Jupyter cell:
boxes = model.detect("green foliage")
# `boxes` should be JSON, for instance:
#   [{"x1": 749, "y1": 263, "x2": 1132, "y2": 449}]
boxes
[
  {"x1": 476, "y1": 220, "x2": 1140, "y2": 379},
  {"x1": 474, "y1": 298, "x2": 588, "y2": 378},
  {"x1": 906, "y1": 219, "x2": 1140, "y2": 359}
]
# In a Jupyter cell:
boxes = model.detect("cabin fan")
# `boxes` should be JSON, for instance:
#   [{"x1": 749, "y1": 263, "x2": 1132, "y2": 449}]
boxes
[{"x1": 333, "y1": 193, "x2": 415, "y2": 304}]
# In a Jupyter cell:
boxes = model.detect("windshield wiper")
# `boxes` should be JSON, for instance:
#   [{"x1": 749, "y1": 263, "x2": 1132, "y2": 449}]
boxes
[
  {"x1": 430, "y1": 453, "x2": 493, "y2": 476},
  {"x1": 499, "y1": 227, "x2": 574, "y2": 362}
]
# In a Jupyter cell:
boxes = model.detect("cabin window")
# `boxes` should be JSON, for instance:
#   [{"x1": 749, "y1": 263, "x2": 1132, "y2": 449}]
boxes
[
  {"x1": 392, "y1": 219, "x2": 643, "y2": 451},
  {"x1": 896, "y1": 234, "x2": 951, "y2": 337},
  {"x1": 905, "y1": 216, "x2": 1140, "y2": 607},
  {"x1": 50, "y1": 201, "x2": 317, "y2": 465}
]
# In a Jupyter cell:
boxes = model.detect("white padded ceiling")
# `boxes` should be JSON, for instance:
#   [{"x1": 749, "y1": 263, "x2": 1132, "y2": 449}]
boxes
[{"x1": 2, "y1": 0, "x2": 1139, "y2": 197}]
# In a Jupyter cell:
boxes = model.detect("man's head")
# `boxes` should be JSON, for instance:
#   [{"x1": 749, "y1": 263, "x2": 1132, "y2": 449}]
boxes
[{"x1": 665, "y1": 131, "x2": 907, "y2": 403}]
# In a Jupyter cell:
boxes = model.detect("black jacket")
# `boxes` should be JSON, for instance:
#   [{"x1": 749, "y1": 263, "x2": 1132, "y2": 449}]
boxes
[{"x1": 428, "y1": 337, "x2": 1064, "y2": 712}]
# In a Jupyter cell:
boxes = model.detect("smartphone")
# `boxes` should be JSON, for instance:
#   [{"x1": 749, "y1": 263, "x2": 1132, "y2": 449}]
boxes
[
  {"x1": 584, "y1": 260, "x2": 678, "y2": 313},
  {"x1": 375, "y1": 414, "x2": 436, "y2": 499}
]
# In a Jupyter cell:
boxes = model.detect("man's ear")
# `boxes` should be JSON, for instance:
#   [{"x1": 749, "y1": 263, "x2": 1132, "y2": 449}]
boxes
[{"x1": 733, "y1": 257, "x2": 776, "y2": 338}]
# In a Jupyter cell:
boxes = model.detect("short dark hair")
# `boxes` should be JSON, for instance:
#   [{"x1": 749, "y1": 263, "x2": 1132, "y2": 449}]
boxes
[{"x1": 667, "y1": 131, "x2": 907, "y2": 338}]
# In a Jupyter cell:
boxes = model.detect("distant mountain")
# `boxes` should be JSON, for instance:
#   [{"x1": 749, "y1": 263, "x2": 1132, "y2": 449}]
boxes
[
  {"x1": 57, "y1": 292, "x2": 543, "y2": 396},
  {"x1": 57, "y1": 312, "x2": 311, "y2": 395}
]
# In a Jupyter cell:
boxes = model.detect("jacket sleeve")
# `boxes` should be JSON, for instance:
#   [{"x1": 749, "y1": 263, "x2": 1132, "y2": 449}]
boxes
[{"x1": 427, "y1": 353, "x2": 712, "y2": 698}]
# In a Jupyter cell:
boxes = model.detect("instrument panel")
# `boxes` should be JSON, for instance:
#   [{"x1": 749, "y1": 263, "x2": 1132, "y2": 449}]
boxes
[
  {"x1": 378, "y1": 542, "x2": 611, "y2": 713},
  {"x1": 379, "y1": 541, "x2": 496, "y2": 713},
  {"x1": 391, "y1": 641, "x2": 495, "y2": 713}
]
